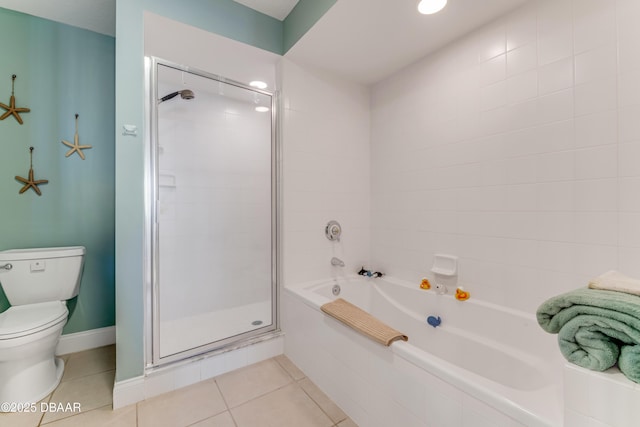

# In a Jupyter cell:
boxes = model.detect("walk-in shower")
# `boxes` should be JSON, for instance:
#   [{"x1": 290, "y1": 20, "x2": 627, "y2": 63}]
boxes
[{"x1": 145, "y1": 57, "x2": 278, "y2": 367}]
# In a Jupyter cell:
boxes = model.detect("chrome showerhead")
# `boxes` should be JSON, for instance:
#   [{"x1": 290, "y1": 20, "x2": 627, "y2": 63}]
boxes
[
  {"x1": 179, "y1": 89, "x2": 195, "y2": 100},
  {"x1": 159, "y1": 89, "x2": 195, "y2": 103}
]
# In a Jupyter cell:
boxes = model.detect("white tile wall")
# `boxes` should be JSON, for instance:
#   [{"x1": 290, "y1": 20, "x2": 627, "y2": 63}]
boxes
[
  {"x1": 564, "y1": 363, "x2": 640, "y2": 427},
  {"x1": 370, "y1": 0, "x2": 640, "y2": 315},
  {"x1": 279, "y1": 59, "x2": 371, "y2": 286},
  {"x1": 280, "y1": 2, "x2": 640, "y2": 426}
]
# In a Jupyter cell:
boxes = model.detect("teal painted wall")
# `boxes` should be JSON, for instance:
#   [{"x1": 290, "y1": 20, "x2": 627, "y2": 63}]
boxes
[
  {"x1": 115, "y1": 0, "x2": 336, "y2": 381},
  {"x1": 115, "y1": 0, "x2": 145, "y2": 381},
  {"x1": 0, "y1": 8, "x2": 115, "y2": 334},
  {"x1": 283, "y1": 0, "x2": 337, "y2": 52}
]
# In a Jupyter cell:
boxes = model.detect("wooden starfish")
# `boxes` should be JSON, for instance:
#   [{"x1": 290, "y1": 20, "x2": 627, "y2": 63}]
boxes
[
  {"x1": 15, "y1": 147, "x2": 48, "y2": 196},
  {"x1": 0, "y1": 75, "x2": 30, "y2": 125},
  {"x1": 62, "y1": 114, "x2": 91, "y2": 159}
]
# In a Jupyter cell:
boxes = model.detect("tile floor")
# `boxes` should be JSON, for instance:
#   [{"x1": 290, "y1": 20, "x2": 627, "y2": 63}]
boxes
[{"x1": 1, "y1": 345, "x2": 357, "y2": 427}]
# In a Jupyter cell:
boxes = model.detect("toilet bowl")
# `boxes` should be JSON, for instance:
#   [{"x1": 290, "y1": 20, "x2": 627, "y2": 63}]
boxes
[{"x1": 0, "y1": 247, "x2": 85, "y2": 407}]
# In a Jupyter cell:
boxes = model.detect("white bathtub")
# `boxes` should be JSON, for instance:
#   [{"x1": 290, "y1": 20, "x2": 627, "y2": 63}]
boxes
[{"x1": 283, "y1": 276, "x2": 564, "y2": 427}]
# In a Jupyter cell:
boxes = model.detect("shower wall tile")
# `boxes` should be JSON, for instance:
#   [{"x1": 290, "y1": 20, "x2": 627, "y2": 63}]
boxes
[
  {"x1": 574, "y1": 77, "x2": 617, "y2": 117},
  {"x1": 573, "y1": 0, "x2": 617, "y2": 54},
  {"x1": 506, "y1": 43, "x2": 537, "y2": 77},
  {"x1": 574, "y1": 110, "x2": 617, "y2": 148},
  {"x1": 538, "y1": 57, "x2": 574, "y2": 96},
  {"x1": 370, "y1": 0, "x2": 640, "y2": 313},
  {"x1": 575, "y1": 145, "x2": 618, "y2": 180},
  {"x1": 280, "y1": 58, "x2": 370, "y2": 286}
]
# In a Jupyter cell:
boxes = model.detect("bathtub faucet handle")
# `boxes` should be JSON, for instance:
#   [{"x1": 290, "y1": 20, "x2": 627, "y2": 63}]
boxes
[
  {"x1": 331, "y1": 257, "x2": 345, "y2": 267},
  {"x1": 358, "y1": 267, "x2": 383, "y2": 278}
]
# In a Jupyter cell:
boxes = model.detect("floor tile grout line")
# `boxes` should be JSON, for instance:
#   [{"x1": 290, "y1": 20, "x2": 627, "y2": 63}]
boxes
[
  {"x1": 273, "y1": 355, "x2": 308, "y2": 382},
  {"x1": 40, "y1": 369, "x2": 117, "y2": 426},
  {"x1": 213, "y1": 378, "x2": 232, "y2": 411},
  {"x1": 37, "y1": 391, "x2": 53, "y2": 426},
  {"x1": 296, "y1": 378, "x2": 348, "y2": 425},
  {"x1": 216, "y1": 374, "x2": 296, "y2": 410},
  {"x1": 274, "y1": 356, "x2": 348, "y2": 426},
  {"x1": 61, "y1": 365, "x2": 116, "y2": 384},
  {"x1": 227, "y1": 409, "x2": 240, "y2": 427},
  {"x1": 56, "y1": 368, "x2": 117, "y2": 388}
]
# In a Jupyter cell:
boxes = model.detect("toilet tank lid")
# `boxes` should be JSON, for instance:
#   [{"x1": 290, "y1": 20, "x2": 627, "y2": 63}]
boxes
[{"x1": 0, "y1": 246, "x2": 85, "y2": 261}]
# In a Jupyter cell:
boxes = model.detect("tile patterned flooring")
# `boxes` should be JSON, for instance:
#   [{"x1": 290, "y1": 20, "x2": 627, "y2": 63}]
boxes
[{"x1": 1, "y1": 345, "x2": 357, "y2": 427}]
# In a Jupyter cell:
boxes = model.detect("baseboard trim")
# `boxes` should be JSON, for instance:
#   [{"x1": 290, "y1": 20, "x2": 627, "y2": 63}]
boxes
[
  {"x1": 112, "y1": 375, "x2": 145, "y2": 409},
  {"x1": 56, "y1": 326, "x2": 116, "y2": 355}
]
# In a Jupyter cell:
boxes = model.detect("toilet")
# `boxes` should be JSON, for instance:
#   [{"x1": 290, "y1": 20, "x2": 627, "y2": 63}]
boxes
[{"x1": 0, "y1": 246, "x2": 85, "y2": 405}]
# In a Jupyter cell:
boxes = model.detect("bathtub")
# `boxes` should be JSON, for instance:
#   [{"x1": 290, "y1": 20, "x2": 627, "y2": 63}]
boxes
[{"x1": 283, "y1": 276, "x2": 564, "y2": 427}]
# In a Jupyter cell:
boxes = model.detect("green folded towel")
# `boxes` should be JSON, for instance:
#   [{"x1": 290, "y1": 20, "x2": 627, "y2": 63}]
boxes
[{"x1": 537, "y1": 288, "x2": 640, "y2": 383}]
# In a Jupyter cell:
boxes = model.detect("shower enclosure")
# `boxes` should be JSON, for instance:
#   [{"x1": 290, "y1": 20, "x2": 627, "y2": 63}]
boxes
[{"x1": 145, "y1": 57, "x2": 278, "y2": 367}]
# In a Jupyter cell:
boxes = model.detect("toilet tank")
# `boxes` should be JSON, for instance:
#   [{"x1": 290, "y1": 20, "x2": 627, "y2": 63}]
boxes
[{"x1": 0, "y1": 246, "x2": 85, "y2": 306}]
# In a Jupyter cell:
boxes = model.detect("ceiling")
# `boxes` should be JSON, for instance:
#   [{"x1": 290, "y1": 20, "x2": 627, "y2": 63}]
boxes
[
  {"x1": 232, "y1": 0, "x2": 299, "y2": 21},
  {"x1": 0, "y1": 0, "x2": 531, "y2": 85},
  {"x1": 286, "y1": 0, "x2": 530, "y2": 85}
]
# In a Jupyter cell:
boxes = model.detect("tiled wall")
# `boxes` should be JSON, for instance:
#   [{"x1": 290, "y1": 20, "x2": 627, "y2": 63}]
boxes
[
  {"x1": 564, "y1": 363, "x2": 640, "y2": 427},
  {"x1": 280, "y1": 58, "x2": 371, "y2": 286},
  {"x1": 370, "y1": 0, "x2": 640, "y2": 314}
]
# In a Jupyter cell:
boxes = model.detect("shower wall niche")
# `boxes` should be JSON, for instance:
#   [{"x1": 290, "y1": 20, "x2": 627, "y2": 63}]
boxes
[{"x1": 147, "y1": 58, "x2": 278, "y2": 366}]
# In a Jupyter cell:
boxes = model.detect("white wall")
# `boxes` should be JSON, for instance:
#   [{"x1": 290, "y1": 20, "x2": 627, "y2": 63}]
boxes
[
  {"x1": 144, "y1": 12, "x2": 279, "y2": 90},
  {"x1": 279, "y1": 58, "x2": 371, "y2": 286},
  {"x1": 370, "y1": 0, "x2": 640, "y2": 314}
]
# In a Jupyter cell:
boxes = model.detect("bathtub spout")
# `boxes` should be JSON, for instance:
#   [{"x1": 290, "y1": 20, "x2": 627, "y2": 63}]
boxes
[{"x1": 331, "y1": 257, "x2": 345, "y2": 267}]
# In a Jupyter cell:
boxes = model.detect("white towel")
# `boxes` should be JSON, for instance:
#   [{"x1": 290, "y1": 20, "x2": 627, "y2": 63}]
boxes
[{"x1": 588, "y1": 270, "x2": 640, "y2": 297}]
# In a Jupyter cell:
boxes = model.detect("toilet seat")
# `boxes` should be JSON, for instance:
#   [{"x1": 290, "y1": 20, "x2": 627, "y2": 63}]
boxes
[{"x1": 0, "y1": 301, "x2": 67, "y2": 340}]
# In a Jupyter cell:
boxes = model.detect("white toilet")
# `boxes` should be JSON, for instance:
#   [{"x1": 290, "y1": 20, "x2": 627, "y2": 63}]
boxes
[{"x1": 0, "y1": 246, "x2": 85, "y2": 405}]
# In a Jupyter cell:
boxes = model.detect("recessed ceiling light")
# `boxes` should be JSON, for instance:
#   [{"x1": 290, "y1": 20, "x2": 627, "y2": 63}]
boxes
[
  {"x1": 255, "y1": 106, "x2": 270, "y2": 112},
  {"x1": 249, "y1": 81, "x2": 268, "y2": 89},
  {"x1": 417, "y1": 0, "x2": 447, "y2": 15}
]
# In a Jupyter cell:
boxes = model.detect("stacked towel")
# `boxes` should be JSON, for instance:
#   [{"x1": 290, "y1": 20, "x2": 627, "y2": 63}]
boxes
[
  {"x1": 537, "y1": 288, "x2": 640, "y2": 383},
  {"x1": 588, "y1": 270, "x2": 640, "y2": 297}
]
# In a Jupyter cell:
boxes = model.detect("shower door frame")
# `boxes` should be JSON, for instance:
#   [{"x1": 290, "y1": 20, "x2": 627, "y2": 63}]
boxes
[{"x1": 143, "y1": 56, "x2": 280, "y2": 368}]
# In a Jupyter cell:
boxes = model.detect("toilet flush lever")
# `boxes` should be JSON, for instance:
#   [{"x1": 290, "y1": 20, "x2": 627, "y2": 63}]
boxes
[{"x1": 0, "y1": 263, "x2": 12, "y2": 271}]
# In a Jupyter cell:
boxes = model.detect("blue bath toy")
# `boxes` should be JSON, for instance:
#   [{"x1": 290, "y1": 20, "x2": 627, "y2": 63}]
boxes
[{"x1": 427, "y1": 316, "x2": 441, "y2": 328}]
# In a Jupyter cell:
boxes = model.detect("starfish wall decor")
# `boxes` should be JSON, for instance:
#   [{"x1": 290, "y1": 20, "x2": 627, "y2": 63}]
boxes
[
  {"x1": 62, "y1": 113, "x2": 92, "y2": 159},
  {"x1": 0, "y1": 74, "x2": 30, "y2": 125},
  {"x1": 15, "y1": 147, "x2": 48, "y2": 196}
]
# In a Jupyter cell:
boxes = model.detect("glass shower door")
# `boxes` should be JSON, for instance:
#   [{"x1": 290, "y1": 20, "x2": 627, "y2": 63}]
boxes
[{"x1": 150, "y1": 59, "x2": 276, "y2": 364}]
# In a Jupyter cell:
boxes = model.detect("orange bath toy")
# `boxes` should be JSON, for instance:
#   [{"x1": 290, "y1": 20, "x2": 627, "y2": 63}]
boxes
[
  {"x1": 455, "y1": 287, "x2": 470, "y2": 301},
  {"x1": 420, "y1": 278, "x2": 431, "y2": 290}
]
